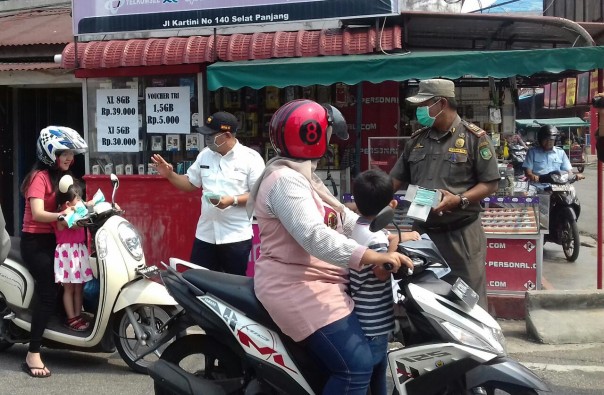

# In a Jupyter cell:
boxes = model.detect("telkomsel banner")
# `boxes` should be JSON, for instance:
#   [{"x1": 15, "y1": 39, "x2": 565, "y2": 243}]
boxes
[{"x1": 73, "y1": 0, "x2": 398, "y2": 36}]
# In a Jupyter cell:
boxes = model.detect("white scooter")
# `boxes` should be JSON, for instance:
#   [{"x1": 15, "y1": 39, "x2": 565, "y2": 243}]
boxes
[{"x1": 0, "y1": 174, "x2": 179, "y2": 373}]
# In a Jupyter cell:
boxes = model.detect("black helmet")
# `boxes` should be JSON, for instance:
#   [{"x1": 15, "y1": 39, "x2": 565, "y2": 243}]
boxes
[{"x1": 537, "y1": 125, "x2": 560, "y2": 145}]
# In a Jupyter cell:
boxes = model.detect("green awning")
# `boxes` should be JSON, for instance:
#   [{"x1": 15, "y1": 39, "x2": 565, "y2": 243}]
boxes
[
  {"x1": 516, "y1": 117, "x2": 589, "y2": 129},
  {"x1": 207, "y1": 46, "x2": 604, "y2": 91}
]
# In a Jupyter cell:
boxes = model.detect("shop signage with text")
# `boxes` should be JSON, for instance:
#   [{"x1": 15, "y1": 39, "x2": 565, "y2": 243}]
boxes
[
  {"x1": 485, "y1": 237, "x2": 538, "y2": 293},
  {"x1": 146, "y1": 86, "x2": 190, "y2": 134},
  {"x1": 96, "y1": 89, "x2": 139, "y2": 153},
  {"x1": 73, "y1": 0, "x2": 398, "y2": 35}
]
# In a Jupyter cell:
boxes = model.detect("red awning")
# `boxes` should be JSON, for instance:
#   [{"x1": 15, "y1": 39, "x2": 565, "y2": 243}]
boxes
[{"x1": 60, "y1": 26, "x2": 401, "y2": 69}]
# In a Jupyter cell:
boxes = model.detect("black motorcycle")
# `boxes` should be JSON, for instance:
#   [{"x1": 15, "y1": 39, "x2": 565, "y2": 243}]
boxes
[
  {"x1": 536, "y1": 171, "x2": 581, "y2": 262},
  {"x1": 509, "y1": 143, "x2": 528, "y2": 177}
]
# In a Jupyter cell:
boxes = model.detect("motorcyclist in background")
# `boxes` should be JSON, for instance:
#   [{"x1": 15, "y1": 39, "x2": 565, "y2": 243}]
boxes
[
  {"x1": 507, "y1": 132, "x2": 529, "y2": 177},
  {"x1": 523, "y1": 125, "x2": 585, "y2": 182}
]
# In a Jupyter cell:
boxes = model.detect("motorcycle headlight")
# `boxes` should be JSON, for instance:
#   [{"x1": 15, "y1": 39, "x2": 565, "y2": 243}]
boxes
[
  {"x1": 117, "y1": 222, "x2": 143, "y2": 261},
  {"x1": 96, "y1": 229, "x2": 108, "y2": 259},
  {"x1": 441, "y1": 321, "x2": 505, "y2": 355},
  {"x1": 488, "y1": 326, "x2": 507, "y2": 354}
]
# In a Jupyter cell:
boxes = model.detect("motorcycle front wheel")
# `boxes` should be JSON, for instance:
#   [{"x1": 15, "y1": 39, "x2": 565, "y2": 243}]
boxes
[
  {"x1": 113, "y1": 304, "x2": 178, "y2": 373},
  {"x1": 560, "y1": 219, "x2": 580, "y2": 262},
  {"x1": 154, "y1": 334, "x2": 244, "y2": 395}
]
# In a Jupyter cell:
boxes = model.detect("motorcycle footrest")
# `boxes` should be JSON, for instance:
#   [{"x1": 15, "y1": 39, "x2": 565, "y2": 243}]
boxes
[{"x1": 148, "y1": 360, "x2": 227, "y2": 395}]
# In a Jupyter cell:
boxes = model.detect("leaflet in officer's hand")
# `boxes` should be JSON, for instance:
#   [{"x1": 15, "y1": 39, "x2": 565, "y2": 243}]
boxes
[{"x1": 404, "y1": 185, "x2": 442, "y2": 222}]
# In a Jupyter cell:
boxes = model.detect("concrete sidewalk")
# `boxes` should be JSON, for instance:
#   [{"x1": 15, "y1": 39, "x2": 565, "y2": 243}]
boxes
[{"x1": 499, "y1": 236, "x2": 604, "y2": 345}]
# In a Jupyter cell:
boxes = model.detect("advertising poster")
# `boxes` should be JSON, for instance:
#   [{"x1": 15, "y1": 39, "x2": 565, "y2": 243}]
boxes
[
  {"x1": 543, "y1": 84, "x2": 551, "y2": 108},
  {"x1": 549, "y1": 82, "x2": 558, "y2": 109},
  {"x1": 590, "y1": 70, "x2": 599, "y2": 101},
  {"x1": 145, "y1": 86, "x2": 190, "y2": 134},
  {"x1": 339, "y1": 81, "x2": 400, "y2": 172},
  {"x1": 485, "y1": 238, "x2": 538, "y2": 293},
  {"x1": 557, "y1": 80, "x2": 566, "y2": 109},
  {"x1": 73, "y1": 0, "x2": 398, "y2": 35},
  {"x1": 565, "y1": 78, "x2": 576, "y2": 107},
  {"x1": 96, "y1": 89, "x2": 139, "y2": 153},
  {"x1": 576, "y1": 72, "x2": 590, "y2": 105}
]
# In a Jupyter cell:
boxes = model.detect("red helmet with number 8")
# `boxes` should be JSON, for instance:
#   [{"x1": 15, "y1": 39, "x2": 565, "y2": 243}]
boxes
[{"x1": 269, "y1": 99, "x2": 348, "y2": 160}]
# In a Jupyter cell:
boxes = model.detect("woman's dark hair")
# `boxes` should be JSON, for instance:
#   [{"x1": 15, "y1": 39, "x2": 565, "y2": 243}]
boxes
[
  {"x1": 352, "y1": 169, "x2": 393, "y2": 217},
  {"x1": 20, "y1": 156, "x2": 70, "y2": 197},
  {"x1": 56, "y1": 180, "x2": 83, "y2": 209}
]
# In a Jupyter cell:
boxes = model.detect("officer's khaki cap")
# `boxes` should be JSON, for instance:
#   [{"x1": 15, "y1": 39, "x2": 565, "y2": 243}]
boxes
[{"x1": 406, "y1": 79, "x2": 456, "y2": 104}]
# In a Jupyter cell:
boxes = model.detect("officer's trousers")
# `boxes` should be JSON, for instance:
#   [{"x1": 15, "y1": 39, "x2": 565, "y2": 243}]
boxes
[{"x1": 415, "y1": 219, "x2": 488, "y2": 310}]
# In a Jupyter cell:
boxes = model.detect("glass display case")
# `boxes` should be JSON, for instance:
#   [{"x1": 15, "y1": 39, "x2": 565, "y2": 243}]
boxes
[{"x1": 367, "y1": 136, "x2": 410, "y2": 174}]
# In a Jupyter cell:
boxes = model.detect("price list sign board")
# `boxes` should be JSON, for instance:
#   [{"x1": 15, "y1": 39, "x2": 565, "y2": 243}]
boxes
[
  {"x1": 146, "y1": 87, "x2": 190, "y2": 134},
  {"x1": 96, "y1": 89, "x2": 139, "y2": 153},
  {"x1": 485, "y1": 237, "x2": 538, "y2": 293}
]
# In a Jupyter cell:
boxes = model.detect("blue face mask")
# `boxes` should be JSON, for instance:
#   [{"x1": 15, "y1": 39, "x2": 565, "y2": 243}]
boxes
[{"x1": 416, "y1": 99, "x2": 442, "y2": 127}]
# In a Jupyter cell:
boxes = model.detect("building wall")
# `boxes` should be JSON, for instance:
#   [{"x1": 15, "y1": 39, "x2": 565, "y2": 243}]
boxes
[{"x1": 543, "y1": 0, "x2": 604, "y2": 22}]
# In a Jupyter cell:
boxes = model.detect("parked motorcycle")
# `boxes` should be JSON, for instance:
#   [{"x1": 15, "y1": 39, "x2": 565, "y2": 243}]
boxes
[
  {"x1": 0, "y1": 174, "x2": 180, "y2": 373},
  {"x1": 147, "y1": 207, "x2": 549, "y2": 395},
  {"x1": 509, "y1": 143, "x2": 529, "y2": 177},
  {"x1": 534, "y1": 171, "x2": 581, "y2": 262}
]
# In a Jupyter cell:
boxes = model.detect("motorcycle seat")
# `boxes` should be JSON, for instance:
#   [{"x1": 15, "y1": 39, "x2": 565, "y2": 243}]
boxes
[{"x1": 182, "y1": 270, "x2": 279, "y2": 331}]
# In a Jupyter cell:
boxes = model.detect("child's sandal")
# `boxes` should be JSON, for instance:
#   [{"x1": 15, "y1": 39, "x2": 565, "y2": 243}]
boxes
[{"x1": 65, "y1": 316, "x2": 90, "y2": 332}]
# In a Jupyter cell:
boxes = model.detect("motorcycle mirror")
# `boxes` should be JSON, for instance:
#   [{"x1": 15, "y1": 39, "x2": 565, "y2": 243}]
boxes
[
  {"x1": 110, "y1": 173, "x2": 119, "y2": 207},
  {"x1": 370, "y1": 206, "x2": 394, "y2": 232},
  {"x1": 369, "y1": 205, "x2": 403, "y2": 243}
]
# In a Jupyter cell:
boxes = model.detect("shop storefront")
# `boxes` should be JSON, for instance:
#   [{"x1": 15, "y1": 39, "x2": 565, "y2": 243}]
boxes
[
  {"x1": 63, "y1": 5, "x2": 604, "y2": 315},
  {"x1": 68, "y1": 43, "x2": 604, "y2": 294}
]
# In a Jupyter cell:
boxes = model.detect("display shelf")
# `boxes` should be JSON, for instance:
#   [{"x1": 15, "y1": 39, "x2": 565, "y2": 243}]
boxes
[
  {"x1": 482, "y1": 207, "x2": 539, "y2": 234},
  {"x1": 481, "y1": 195, "x2": 542, "y2": 235}
]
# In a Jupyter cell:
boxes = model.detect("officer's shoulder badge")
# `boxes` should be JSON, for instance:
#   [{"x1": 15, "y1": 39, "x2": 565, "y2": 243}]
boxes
[
  {"x1": 411, "y1": 126, "x2": 429, "y2": 138},
  {"x1": 461, "y1": 120, "x2": 486, "y2": 137}
]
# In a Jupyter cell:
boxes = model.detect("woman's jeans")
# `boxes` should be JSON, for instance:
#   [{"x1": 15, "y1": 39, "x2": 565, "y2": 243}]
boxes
[
  {"x1": 368, "y1": 334, "x2": 389, "y2": 395},
  {"x1": 305, "y1": 314, "x2": 373, "y2": 394}
]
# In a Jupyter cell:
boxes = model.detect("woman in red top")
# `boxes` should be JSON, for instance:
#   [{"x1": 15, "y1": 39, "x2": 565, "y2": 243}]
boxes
[{"x1": 20, "y1": 126, "x2": 87, "y2": 378}]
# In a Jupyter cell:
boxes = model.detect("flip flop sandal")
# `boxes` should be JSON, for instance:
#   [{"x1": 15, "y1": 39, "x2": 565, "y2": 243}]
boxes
[
  {"x1": 21, "y1": 362, "x2": 51, "y2": 378},
  {"x1": 65, "y1": 316, "x2": 90, "y2": 332}
]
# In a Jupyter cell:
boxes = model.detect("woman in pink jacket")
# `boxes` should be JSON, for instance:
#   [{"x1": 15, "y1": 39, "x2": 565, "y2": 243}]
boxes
[{"x1": 248, "y1": 100, "x2": 412, "y2": 394}]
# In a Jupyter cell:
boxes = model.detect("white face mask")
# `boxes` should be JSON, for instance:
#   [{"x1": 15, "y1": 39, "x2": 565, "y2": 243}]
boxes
[{"x1": 204, "y1": 132, "x2": 226, "y2": 152}]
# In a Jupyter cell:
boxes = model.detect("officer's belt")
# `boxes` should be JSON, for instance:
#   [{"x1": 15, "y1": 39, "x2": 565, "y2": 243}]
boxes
[{"x1": 415, "y1": 213, "x2": 479, "y2": 233}]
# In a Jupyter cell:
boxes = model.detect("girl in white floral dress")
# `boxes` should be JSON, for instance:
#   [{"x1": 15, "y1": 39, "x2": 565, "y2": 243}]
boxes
[{"x1": 53, "y1": 177, "x2": 94, "y2": 331}]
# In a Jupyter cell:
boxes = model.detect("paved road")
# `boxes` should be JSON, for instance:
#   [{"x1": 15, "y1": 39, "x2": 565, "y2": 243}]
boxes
[
  {"x1": 3, "y1": 337, "x2": 603, "y2": 395},
  {"x1": 540, "y1": 161, "x2": 600, "y2": 290},
  {"x1": 0, "y1": 344, "x2": 153, "y2": 395},
  {"x1": 502, "y1": 320, "x2": 604, "y2": 395}
]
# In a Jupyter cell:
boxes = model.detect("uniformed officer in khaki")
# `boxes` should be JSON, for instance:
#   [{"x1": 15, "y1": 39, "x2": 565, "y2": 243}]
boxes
[{"x1": 390, "y1": 79, "x2": 499, "y2": 309}]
